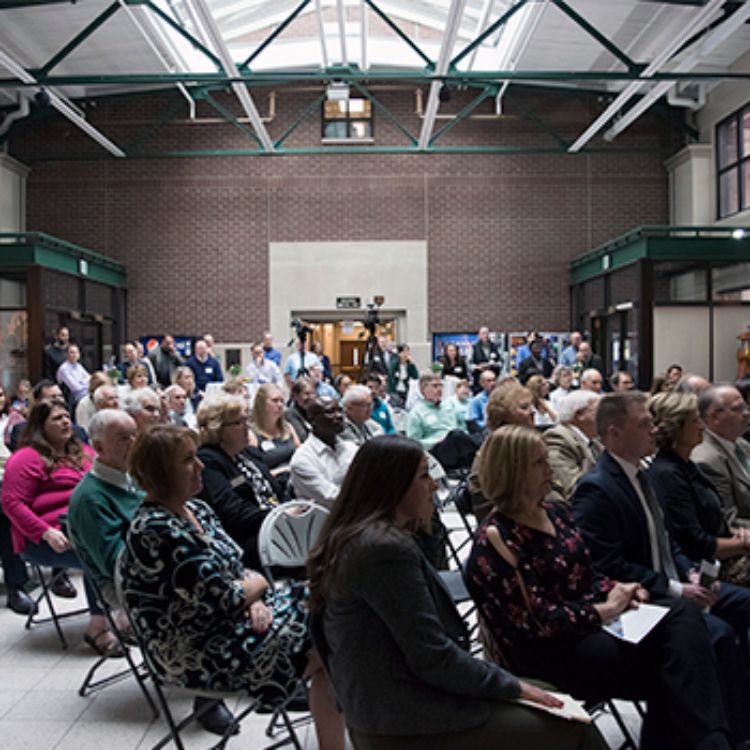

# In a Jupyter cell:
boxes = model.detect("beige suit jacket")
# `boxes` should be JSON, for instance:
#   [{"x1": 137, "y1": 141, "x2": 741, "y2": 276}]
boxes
[
  {"x1": 543, "y1": 423, "x2": 601, "y2": 502},
  {"x1": 691, "y1": 430, "x2": 750, "y2": 527}
]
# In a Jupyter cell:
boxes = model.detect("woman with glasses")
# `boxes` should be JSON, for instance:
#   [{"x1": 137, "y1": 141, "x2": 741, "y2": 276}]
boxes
[{"x1": 196, "y1": 394, "x2": 281, "y2": 570}]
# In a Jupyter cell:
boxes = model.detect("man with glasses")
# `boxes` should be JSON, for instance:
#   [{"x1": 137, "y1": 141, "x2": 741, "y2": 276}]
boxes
[
  {"x1": 580, "y1": 368, "x2": 604, "y2": 394},
  {"x1": 693, "y1": 385, "x2": 750, "y2": 526}
]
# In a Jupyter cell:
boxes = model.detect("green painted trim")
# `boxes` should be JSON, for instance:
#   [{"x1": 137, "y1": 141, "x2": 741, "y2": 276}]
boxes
[
  {"x1": 550, "y1": 0, "x2": 641, "y2": 72},
  {"x1": 569, "y1": 226, "x2": 750, "y2": 284},
  {"x1": 39, "y1": 2, "x2": 120, "y2": 75},
  {"x1": 351, "y1": 82, "x2": 417, "y2": 144},
  {"x1": 6, "y1": 69, "x2": 747, "y2": 88},
  {"x1": 142, "y1": 1, "x2": 222, "y2": 70},
  {"x1": 125, "y1": 93, "x2": 191, "y2": 154},
  {"x1": 275, "y1": 91, "x2": 327, "y2": 147},
  {"x1": 429, "y1": 86, "x2": 497, "y2": 145},
  {"x1": 364, "y1": 0, "x2": 433, "y2": 67},
  {"x1": 240, "y1": 0, "x2": 311, "y2": 71},
  {"x1": 202, "y1": 92, "x2": 262, "y2": 146},
  {"x1": 451, "y1": 0, "x2": 529, "y2": 67},
  {"x1": 0, "y1": 233, "x2": 127, "y2": 287}
]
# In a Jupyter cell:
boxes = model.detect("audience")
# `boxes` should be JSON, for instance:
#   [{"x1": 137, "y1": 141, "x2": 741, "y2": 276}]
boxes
[
  {"x1": 118, "y1": 341, "x2": 153, "y2": 385},
  {"x1": 406, "y1": 372, "x2": 466, "y2": 451},
  {"x1": 148, "y1": 334, "x2": 184, "y2": 388},
  {"x1": 165, "y1": 384, "x2": 194, "y2": 429},
  {"x1": 549, "y1": 365, "x2": 573, "y2": 414},
  {"x1": 245, "y1": 341, "x2": 283, "y2": 386},
  {"x1": 387, "y1": 344, "x2": 419, "y2": 402},
  {"x1": 517, "y1": 338, "x2": 554, "y2": 384},
  {"x1": 196, "y1": 394, "x2": 280, "y2": 570},
  {"x1": 580, "y1": 368, "x2": 604, "y2": 393},
  {"x1": 575, "y1": 342, "x2": 604, "y2": 379},
  {"x1": 666, "y1": 363, "x2": 684, "y2": 390},
  {"x1": 649, "y1": 391, "x2": 750, "y2": 586},
  {"x1": 289, "y1": 397, "x2": 357, "y2": 507},
  {"x1": 312, "y1": 341, "x2": 333, "y2": 382},
  {"x1": 261, "y1": 331, "x2": 282, "y2": 367},
  {"x1": 675, "y1": 372, "x2": 711, "y2": 395},
  {"x1": 283, "y1": 339, "x2": 321, "y2": 389},
  {"x1": 174, "y1": 365, "x2": 200, "y2": 413},
  {"x1": 120, "y1": 424, "x2": 343, "y2": 746},
  {"x1": 308, "y1": 434, "x2": 606, "y2": 750},
  {"x1": 467, "y1": 369, "x2": 496, "y2": 432},
  {"x1": 43, "y1": 326, "x2": 70, "y2": 380},
  {"x1": 340, "y1": 385, "x2": 384, "y2": 445},
  {"x1": 309, "y1": 364, "x2": 338, "y2": 399},
  {"x1": 67, "y1": 409, "x2": 142, "y2": 607},
  {"x1": 610, "y1": 371, "x2": 635, "y2": 392},
  {"x1": 285, "y1": 377, "x2": 315, "y2": 443},
  {"x1": 439, "y1": 342, "x2": 469, "y2": 379},
  {"x1": 74, "y1": 371, "x2": 112, "y2": 429},
  {"x1": 333, "y1": 374, "x2": 352, "y2": 399},
  {"x1": 527, "y1": 374, "x2": 557, "y2": 427},
  {"x1": 543, "y1": 389, "x2": 601, "y2": 502},
  {"x1": 123, "y1": 363, "x2": 149, "y2": 392},
  {"x1": 1, "y1": 399, "x2": 109, "y2": 650},
  {"x1": 122, "y1": 387, "x2": 163, "y2": 433},
  {"x1": 560, "y1": 331, "x2": 582, "y2": 367},
  {"x1": 56, "y1": 344, "x2": 91, "y2": 408},
  {"x1": 186, "y1": 338, "x2": 223, "y2": 393},
  {"x1": 466, "y1": 425, "x2": 740, "y2": 750},
  {"x1": 691, "y1": 385, "x2": 750, "y2": 526},
  {"x1": 365, "y1": 373, "x2": 395, "y2": 435},
  {"x1": 470, "y1": 326, "x2": 501, "y2": 392}
]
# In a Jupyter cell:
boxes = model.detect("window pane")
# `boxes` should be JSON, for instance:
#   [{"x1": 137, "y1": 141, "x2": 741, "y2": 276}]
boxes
[
  {"x1": 719, "y1": 167, "x2": 740, "y2": 217},
  {"x1": 323, "y1": 100, "x2": 347, "y2": 119},
  {"x1": 349, "y1": 120, "x2": 372, "y2": 139},
  {"x1": 744, "y1": 161, "x2": 750, "y2": 211},
  {"x1": 324, "y1": 121, "x2": 347, "y2": 139},
  {"x1": 743, "y1": 109, "x2": 750, "y2": 158},
  {"x1": 718, "y1": 117, "x2": 739, "y2": 169},
  {"x1": 348, "y1": 98, "x2": 371, "y2": 117}
]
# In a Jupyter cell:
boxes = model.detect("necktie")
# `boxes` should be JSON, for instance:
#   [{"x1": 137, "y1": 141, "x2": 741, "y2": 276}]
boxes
[
  {"x1": 636, "y1": 470, "x2": 679, "y2": 580},
  {"x1": 734, "y1": 444, "x2": 750, "y2": 479}
]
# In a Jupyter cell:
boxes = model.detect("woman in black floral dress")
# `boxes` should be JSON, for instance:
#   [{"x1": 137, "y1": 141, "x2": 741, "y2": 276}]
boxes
[
  {"x1": 119, "y1": 424, "x2": 344, "y2": 749},
  {"x1": 465, "y1": 425, "x2": 737, "y2": 750}
]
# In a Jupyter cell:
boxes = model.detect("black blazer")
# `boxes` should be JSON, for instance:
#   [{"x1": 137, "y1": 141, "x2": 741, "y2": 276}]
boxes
[
  {"x1": 571, "y1": 451, "x2": 692, "y2": 597},
  {"x1": 196, "y1": 443, "x2": 280, "y2": 570},
  {"x1": 648, "y1": 448, "x2": 730, "y2": 563},
  {"x1": 517, "y1": 355, "x2": 553, "y2": 384}
]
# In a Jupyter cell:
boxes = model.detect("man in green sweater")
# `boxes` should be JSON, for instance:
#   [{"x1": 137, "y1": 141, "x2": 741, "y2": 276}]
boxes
[
  {"x1": 68, "y1": 408, "x2": 143, "y2": 605},
  {"x1": 406, "y1": 372, "x2": 466, "y2": 451}
]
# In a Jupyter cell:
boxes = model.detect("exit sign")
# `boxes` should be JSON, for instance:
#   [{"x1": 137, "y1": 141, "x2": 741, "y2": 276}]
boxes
[{"x1": 336, "y1": 296, "x2": 361, "y2": 309}]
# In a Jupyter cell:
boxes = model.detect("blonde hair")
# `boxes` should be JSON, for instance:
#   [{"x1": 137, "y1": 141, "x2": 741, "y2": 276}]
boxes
[
  {"x1": 251, "y1": 383, "x2": 292, "y2": 439},
  {"x1": 129, "y1": 424, "x2": 197, "y2": 499},
  {"x1": 649, "y1": 391, "x2": 698, "y2": 451},
  {"x1": 486, "y1": 380, "x2": 532, "y2": 431},
  {"x1": 197, "y1": 393, "x2": 246, "y2": 445},
  {"x1": 125, "y1": 364, "x2": 147, "y2": 387},
  {"x1": 526, "y1": 374, "x2": 553, "y2": 417},
  {"x1": 479, "y1": 425, "x2": 544, "y2": 516}
]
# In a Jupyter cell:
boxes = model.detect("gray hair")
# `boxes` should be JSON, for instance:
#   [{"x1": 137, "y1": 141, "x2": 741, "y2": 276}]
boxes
[
  {"x1": 557, "y1": 389, "x2": 600, "y2": 424},
  {"x1": 123, "y1": 387, "x2": 159, "y2": 416},
  {"x1": 698, "y1": 385, "x2": 734, "y2": 419},
  {"x1": 92, "y1": 384, "x2": 118, "y2": 407},
  {"x1": 164, "y1": 384, "x2": 186, "y2": 399},
  {"x1": 419, "y1": 371, "x2": 440, "y2": 390},
  {"x1": 88, "y1": 408, "x2": 132, "y2": 444},
  {"x1": 552, "y1": 365, "x2": 572, "y2": 385},
  {"x1": 342, "y1": 384, "x2": 371, "y2": 407},
  {"x1": 580, "y1": 369, "x2": 601, "y2": 385}
]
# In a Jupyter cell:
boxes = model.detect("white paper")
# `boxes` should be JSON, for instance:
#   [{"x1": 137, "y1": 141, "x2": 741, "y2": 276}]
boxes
[
  {"x1": 517, "y1": 691, "x2": 592, "y2": 724},
  {"x1": 603, "y1": 603, "x2": 669, "y2": 644}
]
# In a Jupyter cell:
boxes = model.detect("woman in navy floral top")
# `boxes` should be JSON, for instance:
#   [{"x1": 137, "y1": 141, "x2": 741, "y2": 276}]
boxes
[
  {"x1": 466, "y1": 425, "x2": 736, "y2": 750},
  {"x1": 119, "y1": 425, "x2": 344, "y2": 749}
]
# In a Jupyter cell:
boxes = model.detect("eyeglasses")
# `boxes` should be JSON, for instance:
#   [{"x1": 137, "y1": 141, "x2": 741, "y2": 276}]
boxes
[
  {"x1": 142, "y1": 405, "x2": 160, "y2": 414},
  {"x1": 224, "y1": 418, "x2": 251, "y2": 427}
]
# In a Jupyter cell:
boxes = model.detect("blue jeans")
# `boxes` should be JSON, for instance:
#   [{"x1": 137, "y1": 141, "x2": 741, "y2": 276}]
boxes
[{"x1": 23, "y1": 539, "x2": 103, "y2": 615}]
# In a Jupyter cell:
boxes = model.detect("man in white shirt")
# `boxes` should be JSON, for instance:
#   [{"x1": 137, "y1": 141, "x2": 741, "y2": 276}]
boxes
[
  {"x1": 289, "y1": 397, "x2": 358, "y2": 507},
  {"x1": 245, "y1": 342, "x2": 282, "y2": 386},
  {"x1": 56, "y1": 344, "x2": 91, "y2": 405}
]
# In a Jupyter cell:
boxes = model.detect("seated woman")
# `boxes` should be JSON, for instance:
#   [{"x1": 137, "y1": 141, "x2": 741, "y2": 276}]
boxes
[
  {"x1": 119, "y1": 424, "x2": 343, "y2": 748},
  {"x1": 550, "y1": 365, "x2": 573, "y2": 414},
  {"x1": 249, "y1": 383, "x2": 300, "y2": 490},
  {"x1": 648, "y1": 391, "x2": 750, "y2": 585},
  {"x1": 527, "y1": 374, "x2": 557, "y2": 428},
  {"x1": 308, "y1": 434, "x2": 606, "y2": 750},
  {"x1": 174, "y1": 365, "x2": 201, "y2": 414},
  {"x1": 465, "y1": 425, "x2": 740, "y2": 750},
  {"x1": 124, "y1": 363, "x2": 149, "y2": 393},
  {"x1": 196, "y1": 394, "x2": 281, "y2": 570},
  {"x1": 1, "y1": 398, "x2": 118, "y2": 653},
  {"x1": 439, "y1": 343, "x2": 468, "y2": 380}
]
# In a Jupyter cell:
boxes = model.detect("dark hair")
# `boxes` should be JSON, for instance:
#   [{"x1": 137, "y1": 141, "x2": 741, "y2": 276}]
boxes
[
  {"x1": 32, "y1": 379, "x2": 57, "y2": 402},
  {"x1": 596, "y1": 391, "x2": 647, "y2": 438},
  {"x1": 308, "y1": 435, "x2": 424, "y2": 613},
  {"x1": 129, "y1": 424, "x2": 198, "y2": 499},
  {"x1": 291, "y1": 377, "x2": 312, "y2": 397},
  {"x1": 0, "y1": 385, "x2": 8, "y2": 416},
  {"x1": 18, "y1": 398, "x2": 84, "y2": 471}
]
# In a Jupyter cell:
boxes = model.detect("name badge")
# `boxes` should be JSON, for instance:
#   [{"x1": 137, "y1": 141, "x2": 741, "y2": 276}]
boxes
[
  {"x1": 261, "y1": 440, "x2": 275, "y2": 452},
  {"x1": 205, "y1": 367, "x2": 213, "y2": 374},
  {"x1": 230, "y1": 475, "x2": 245, "y2": 488},
  {"x1": 426, "y1": 415, "x2": 438, "y2": 426}
]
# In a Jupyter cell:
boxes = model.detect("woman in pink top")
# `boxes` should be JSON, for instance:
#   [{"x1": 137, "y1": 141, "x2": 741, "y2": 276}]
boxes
[{"x1": 1, "y1": 398, "x2": 117, "y2": 653}]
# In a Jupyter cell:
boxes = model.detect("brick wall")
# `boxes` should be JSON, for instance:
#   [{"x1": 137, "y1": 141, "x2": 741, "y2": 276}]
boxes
[{"x1": 11, "y1": 85, "x2": 677, "y2": 340}]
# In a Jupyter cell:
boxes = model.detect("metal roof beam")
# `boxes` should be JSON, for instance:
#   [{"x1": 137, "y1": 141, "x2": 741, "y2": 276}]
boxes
[
  {"x1": 604, "y1": 0, "x2": 750, "y2": 143},
  {"x1": 364, "y1": 0, "x2": 432, "y2": 67},
  {"x1": 239, "y1": 0, "x2": 311, "y2": 70},
  {"x1": 314, "y1": 0, "x2": 329, "y2": 67},
  {"x1": 336, "y1": 0, "x2": 349, "y2": 65},
  {"x1": 360, "y1": 0, "x2": 368, "y2": 70},
  {"x1": 466, "y1": 0, "x2": 494, "y2": 71},
  {"x1": 189, "y1": 0, "x2": 275, "y2": 152},
  {"x1": 0, "y1": 47, "x2": 125, "y2": 157},
  {"x1": 418, "y1": 0, "x2": 467, "y2": 151}
]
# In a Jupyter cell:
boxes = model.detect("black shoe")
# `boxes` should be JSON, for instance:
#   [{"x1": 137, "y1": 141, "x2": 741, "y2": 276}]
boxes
[
  {"x1": 50, "y1": 572, "x2": 77, "y2": 598},
  {"x1": 7, "y1": 588, "x2": 37, "y2": 616},
  {"x1": 194, "y1": 698, "x2": 240, "y2": 737}
]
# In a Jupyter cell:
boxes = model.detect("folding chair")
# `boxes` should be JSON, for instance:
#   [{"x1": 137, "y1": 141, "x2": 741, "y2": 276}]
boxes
[{"x1": 21, "y1": 560, "x2": 88, "y2": 649}]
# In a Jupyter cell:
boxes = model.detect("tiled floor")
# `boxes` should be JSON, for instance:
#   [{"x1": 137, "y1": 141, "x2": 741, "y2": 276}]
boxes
[{"x1": 0, "y1": 520, "x2": 641, "y2": 749}]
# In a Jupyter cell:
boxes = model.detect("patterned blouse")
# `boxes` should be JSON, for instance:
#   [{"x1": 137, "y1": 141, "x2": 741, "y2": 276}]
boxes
[
  {"x1": 120, "y1": 499, "x2": 309, "y2": 699},
  {"x1": 465, "y1": 502, "x2": 615, "y2": 651}
]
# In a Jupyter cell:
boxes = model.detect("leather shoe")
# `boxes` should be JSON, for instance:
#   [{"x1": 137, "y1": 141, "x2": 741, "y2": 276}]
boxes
[
  {"x1": 7, "y1": 588, "x2": 37, "y2": 616},
  {"x1": 50, "y1": 572, "x2": 77, "y2": 599},
  {"x1": 194, "y1": 698, "x2": 240, "y2": 737}
]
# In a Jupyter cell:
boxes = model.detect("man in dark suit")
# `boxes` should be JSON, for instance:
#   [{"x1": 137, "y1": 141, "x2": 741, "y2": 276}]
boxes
[{"x1": 572, "y1": 391, "x2": 750, "y2": 743}]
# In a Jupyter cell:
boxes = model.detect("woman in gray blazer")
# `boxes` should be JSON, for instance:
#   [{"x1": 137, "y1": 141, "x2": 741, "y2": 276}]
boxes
[{"x1": 308, "y1": 434, "x2": 606, "y2": 750}]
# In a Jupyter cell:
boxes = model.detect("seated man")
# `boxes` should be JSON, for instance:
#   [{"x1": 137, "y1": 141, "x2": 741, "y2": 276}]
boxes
[
  {"x1": 580, "y1": 368, "x2": 604, "y2": 394},
  {"x1": 289, "y1": 397, "x2": 358, "y2": 507},
  {"x1": 68, "y1": 409, "x2": 143, "y2": 607},
  {"x1": 543, "y1": 389, "x2": 601, "y2": 502},
  {"x1": 284, "y1": 377, "x2": 314, "y2": 443},
  {"x1": 122, "y1": 387, "x2": 164, "y2": 433},
  {"x1": 692, "y1": 385, "x2": 750, "y2": 527},
  {"x1": 365, "y1": 373, "x2": 395, "y2": 435},
  {"x1": 186, "y1": 338, "x2": 223, "y2": 393},
  {"x1": 308, "y1": 363, "x2": 337, "y2": 399},
  {"x1": 245, "y1": 341, "x2": 282, "y2": 386},
  {"x1": 165, "y1": 384, "x2": 195, "y2": 429},
  {"x1": 572, "y1": 391, "x2": 750, "y2": 740},
  {"x1": 467, "y1": 370, "x2": 496, "y2": 432},
  {"x1": 283, "y1": 340, "x2": 320, "y2": 390},
  {"x1": 340, "y1": 385, "x2": 384, "y2": 445}
]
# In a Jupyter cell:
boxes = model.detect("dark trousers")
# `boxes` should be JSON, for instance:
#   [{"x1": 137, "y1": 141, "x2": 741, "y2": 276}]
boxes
[
  {"x1": 0, "y1": 505, "x2": 28, "y2": 590},
  {"x1": 511, "y1": 599, "x2": 731, "y2": 750},
  {"x1": 23, "y1": 539, "x2": 102, "y2": 615}
]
